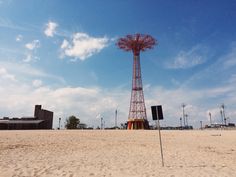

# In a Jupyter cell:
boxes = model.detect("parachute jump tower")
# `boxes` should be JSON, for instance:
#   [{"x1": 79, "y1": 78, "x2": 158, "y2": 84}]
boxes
[{"x1": 117, "y1": 34, "x2": 157, "y2": 130}]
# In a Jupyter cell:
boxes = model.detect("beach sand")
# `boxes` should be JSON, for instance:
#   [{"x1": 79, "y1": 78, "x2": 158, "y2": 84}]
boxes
[{"x1": 0, "y1": 130, "x2": 235, "y2": 177}]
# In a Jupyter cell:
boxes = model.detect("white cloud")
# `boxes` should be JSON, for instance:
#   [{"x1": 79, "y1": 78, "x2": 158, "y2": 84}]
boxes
[
  {"x1": 1, "y1": 56, "x2": 235, "y2": 129},
  {"x1": 0, "y1": 82, "x2": 129, "y2": 128},
  {"x1": 0, "y1": 67, "x2": 16, "y2": 81},
  {"x1": 1, "y1": 41, "x2": 236, "y2": 129},
  {"x1": 145, "y1": 84, "x2": 236, "y2": 127},
  {"x1": 23, "y1": 53, "x2": 32, "y2": 62},
  {"x1": 23, "y1": 53, "x2": 40, "y2": 63},
  {"x1": 223, "y1": 44, "x2": 236, "y2": 68},
  {"x1": 0, "y1": 70, "x2": 236, "y2": 129},
  {"x1": 25, "y1": 40, "x2": 40, "y2": 50},
  {"x1": 32, "y1": 79, "x2": 42, "y2": 87},
  {"x1": 61, "y1": 39, "x2": 69, "y2": 49},
  {"x1": 166, "y1": 44, "x2": 209, "y2": 69},
  {"x1": 0, "y1": 17, "x2": 30, "y2": 31},
  {"x1": 44, "y1": 21, "x2": 58, "y2": 37},
  {"x1": 180, "y1": 41, "x2": 236, "y2": 89},
  {"x1": 95, "y1": 114, "x2": 102, "y2": 119},
  {"x1": 0, "y1": 61, "x2": 65, "y2": 84},
  {"x1": 24, "y1": 40, "x2": 40, "y2": 62},
  {"x1": 16, "y1": 34, "x2": 23, "y2": 42},
  {"x1": 60, "y1": 32, "x2": 109, "y2": 61}
]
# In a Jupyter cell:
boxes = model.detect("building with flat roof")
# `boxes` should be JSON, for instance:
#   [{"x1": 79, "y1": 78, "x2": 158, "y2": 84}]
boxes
[{"x1": 0, "y1": 105, "x2": 53, "y2": 130}]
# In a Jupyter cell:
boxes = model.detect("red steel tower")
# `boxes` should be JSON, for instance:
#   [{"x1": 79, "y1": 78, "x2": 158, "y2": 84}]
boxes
[{"x1": 117, "y1": 34, "x2": 157, "y2": 129}]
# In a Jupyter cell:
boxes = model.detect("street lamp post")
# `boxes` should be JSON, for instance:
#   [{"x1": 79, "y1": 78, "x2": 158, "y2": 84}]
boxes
[
  {"x1": 227, "y1": 117, "x2": 230, "y2": 124},
  {"x1": 221, "y1": 104, "x2": 227, "y2": 126},
  {"x1": 185, "y1": 114, "x2": 188, "y2": 127},
  {"x1": 115, "y1": 109, "x2": 117, "y2": 128},
  {"x1": 101, "y1": 117, "x2": 103, "y2": 130},
  {"x1": 182, "y1": 103, "x2": 186, "y2": 127},
  {"x1": 209, "y1": 112, "x2": 212, "y2": 126},
  {"x1": 220, "y1": 110, "x2": 224, "y2": 125},
  {"x1": 59, "y1": 117, "x2": 61, "y2": 130},
  {"x1": 180, "y1": 117, "x2": 182, "y2": 128}
]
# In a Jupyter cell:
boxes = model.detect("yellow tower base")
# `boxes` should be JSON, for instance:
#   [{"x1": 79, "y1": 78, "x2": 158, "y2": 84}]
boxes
[{"x1": 127, "y1": 119, "x2": 149, "y2": 130}]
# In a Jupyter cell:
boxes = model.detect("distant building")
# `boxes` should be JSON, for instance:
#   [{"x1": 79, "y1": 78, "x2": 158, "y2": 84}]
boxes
[
  {"x1": 77, "y1": 123, "x2": 87, "y2": 129},
  {"x1": 0, "y1": 105, "x2": 53, "y2": 130},
  {"x1": 204, "y1": 123, "x2": 235, "y2": 129}
]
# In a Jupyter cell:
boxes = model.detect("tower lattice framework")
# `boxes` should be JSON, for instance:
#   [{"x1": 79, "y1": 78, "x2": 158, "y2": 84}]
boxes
[{"x1": 117, "y1": 34, "x2": 156, "y2": 129}]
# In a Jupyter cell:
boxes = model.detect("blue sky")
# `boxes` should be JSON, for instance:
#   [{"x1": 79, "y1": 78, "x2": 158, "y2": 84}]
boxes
[{"x1": 0, "y1": 0, "x2": 236, "y2": 128}]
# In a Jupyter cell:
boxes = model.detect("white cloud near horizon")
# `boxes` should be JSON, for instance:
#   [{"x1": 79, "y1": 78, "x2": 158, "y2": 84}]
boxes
[
  {"x1": 0, "y1": 61, "x2": 65, "y2": 84},
  {"x1": 166, "y1": 44, "x2": 209, "y2": 69},
  {"x1": 32, "y1": 79, "x2": 42, "y2": 87},
  {"x1": 159, "y1": 43, "x2": 236, "y2": 126},
  {"x1": 60, "y1": 33, "x2": 109, "y2": 61},
  {"x1": 0, "y1": 67, "x2": 16, "y2": 81},
  {"x1": 0, "y1": 83, "x2": 129, "y2": 128},
  {"x1": 1, "y1": 69, "x2": 236, "y2": 129},
  {"x1": 1, "y1": 47, "x2": 236, "y2": 129},
  {"x1": 44, "y1": 21, "x2": 58, "y2": 37}
]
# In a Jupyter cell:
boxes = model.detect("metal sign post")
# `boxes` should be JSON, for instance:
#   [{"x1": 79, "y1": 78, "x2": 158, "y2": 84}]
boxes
[
  {"x1": 151, "y1": 105, "x2": 164, "y2": 167},
  {"x1": 156, "y1": 106, "x2": 164, "y2": 167}
]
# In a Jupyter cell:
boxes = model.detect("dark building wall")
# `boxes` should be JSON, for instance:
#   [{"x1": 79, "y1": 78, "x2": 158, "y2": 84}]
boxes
[
  {"x1": 0, "y1": 123, "x2": 8, "y2": 129},
  {"x1": 6, "y1": 123, "x2": 44, "y2": 130},
  {"x1": 0, "y1": 105, "x2": 53, "y2": 130},
  {"x1": 0, "y1": 122, "x2": 45, "y2": 130},
  {"x1": 34, "y1": 105, "x2": 42, "y2": 117},
  {"x1": 34, "y1": 105, "x2": 53, "y2": 129}
]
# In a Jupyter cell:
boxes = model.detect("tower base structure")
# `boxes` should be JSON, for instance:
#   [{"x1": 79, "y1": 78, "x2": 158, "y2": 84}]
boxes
[{"x1": 127, "y1": 119, "x2": 149, "y2": 130}]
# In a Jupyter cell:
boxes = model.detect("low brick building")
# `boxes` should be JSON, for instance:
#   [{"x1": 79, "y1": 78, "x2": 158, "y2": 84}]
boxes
[{"x1": 0, "y1": 105, "x2": 53, "y2": 130}]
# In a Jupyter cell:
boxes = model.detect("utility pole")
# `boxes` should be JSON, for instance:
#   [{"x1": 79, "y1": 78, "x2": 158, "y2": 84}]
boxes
[
  {"x1": 101, "y1": 117, "x2": 103, "y2": 130},
  {"x1": 180, "y1": 117, "x2": 182, "y2": 128},
  {"x1": 185, "y1": 114, "x2": 188, "y2": 127},
  {"x1": 220, "y1": 110, "x2": 224, "y2": 125},
  {"x1": 227, "y1": 117, "x2": 230, "y2": 124},
  {"x1": 208, "y1": 112, "x2": 212, "y2": 126},
  {"x1": 182, "y1": 103, "x2": 186, "y2": 127},
  {"x1": 115, "y1": 109, "x2": 117, "y2": 128},
  {"x1": 59, "y1": 117, "x2": 61, "y2": 130},
  {"x1": 221, "y1": 104, "x2": 227, "y2": 126}
]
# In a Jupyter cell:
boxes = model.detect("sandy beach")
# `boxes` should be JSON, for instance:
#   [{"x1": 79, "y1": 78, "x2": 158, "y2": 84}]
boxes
[{"x1": 0, "y1": 130, "x2": 235, "y2": 177}]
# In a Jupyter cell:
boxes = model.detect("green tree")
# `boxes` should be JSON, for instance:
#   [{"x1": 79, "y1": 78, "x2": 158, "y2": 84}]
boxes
[{"x1": 65, "y1": 115, "x2": 80, "y2": 129}]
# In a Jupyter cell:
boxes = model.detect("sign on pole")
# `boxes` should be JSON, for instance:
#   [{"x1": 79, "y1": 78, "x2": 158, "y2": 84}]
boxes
[{"x1": 151, "y1": 105, "x2": 164, "y2": 167}]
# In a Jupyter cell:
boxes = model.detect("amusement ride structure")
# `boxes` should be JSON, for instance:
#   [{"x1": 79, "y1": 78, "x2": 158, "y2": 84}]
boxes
[{"x1": 117, "y1": 34, "x2": 157, "y2": 129}]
